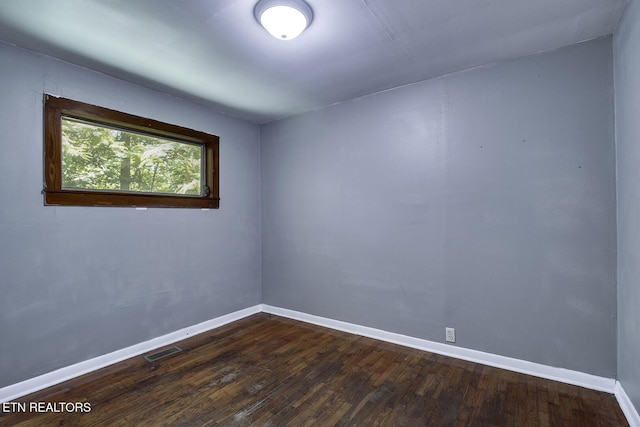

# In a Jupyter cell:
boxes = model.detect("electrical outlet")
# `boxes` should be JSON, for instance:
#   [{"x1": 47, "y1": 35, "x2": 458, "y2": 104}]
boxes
[{"x1": 445, "y1": 327, "x2": 456, "y2": 343}]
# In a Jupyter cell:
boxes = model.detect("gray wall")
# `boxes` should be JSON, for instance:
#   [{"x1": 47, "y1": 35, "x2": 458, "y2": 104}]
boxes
[
  {"x1": 614, "y1": 0, "x2": 640, "y2": 413},
  {"x1": 261, "y1": 38, "x2": 617, "y2": 377},
  {"x1": 0, "y1": 43, "x2": 262, "y2": 387}
]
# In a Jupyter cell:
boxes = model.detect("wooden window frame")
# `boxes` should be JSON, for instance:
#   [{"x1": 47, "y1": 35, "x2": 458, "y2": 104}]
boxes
[{"x1": 43, "y1": 95, "x2": 219, "y2": 208}]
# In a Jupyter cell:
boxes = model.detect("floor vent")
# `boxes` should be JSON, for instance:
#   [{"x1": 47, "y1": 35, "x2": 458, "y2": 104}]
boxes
[{"x1": 144, "y1": 346, "x2": 182, "y2": 363}]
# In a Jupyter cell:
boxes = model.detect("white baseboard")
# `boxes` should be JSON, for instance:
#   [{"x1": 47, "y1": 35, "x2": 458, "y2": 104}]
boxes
[
  {"x1": 262, "y1": 304, "x2": 616, "y2": 393},
  {"x1": 0, "y1": 305, "x2": 262, "y2": 403},
  {"x1": 616, "y1": 381, "x2": 640, "y2": 427}
]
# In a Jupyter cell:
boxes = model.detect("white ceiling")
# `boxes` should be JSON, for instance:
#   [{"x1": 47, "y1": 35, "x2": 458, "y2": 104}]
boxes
[{"x1": 0, "y1": 0, "x2": 628, "y2": 124}]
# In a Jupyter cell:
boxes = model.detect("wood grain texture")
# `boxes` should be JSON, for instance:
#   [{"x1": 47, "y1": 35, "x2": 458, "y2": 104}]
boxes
[{"x1": 0, "y1": 314, "x2": 628, "y2": 426}]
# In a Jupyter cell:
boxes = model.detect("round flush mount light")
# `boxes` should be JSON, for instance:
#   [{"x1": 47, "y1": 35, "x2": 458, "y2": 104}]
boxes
[{"x1": 254, "y1": 0, "x2": 313, "y2": 41}]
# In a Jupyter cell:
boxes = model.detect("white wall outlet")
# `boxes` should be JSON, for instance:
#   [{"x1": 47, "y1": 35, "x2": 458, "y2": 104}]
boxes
[{"x1": 445, "y1": 327, "x2": 456, "y2": 343}]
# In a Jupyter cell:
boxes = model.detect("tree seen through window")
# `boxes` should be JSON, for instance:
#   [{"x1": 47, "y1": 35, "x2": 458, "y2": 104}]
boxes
[{"x1": 61, "y1": 118, "x2": 203, "y2": 196}]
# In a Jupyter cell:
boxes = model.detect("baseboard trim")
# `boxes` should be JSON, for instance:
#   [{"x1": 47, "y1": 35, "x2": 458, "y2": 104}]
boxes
[
  {"x1": 616, "y1": 381, "x2": 640, "y2": 427},
  {"x1": 262, "y1": 304, "x2": 616, "y2": 393},
  {"x1": 0, "y1": 305, "x2": 262, "y2": 403}
]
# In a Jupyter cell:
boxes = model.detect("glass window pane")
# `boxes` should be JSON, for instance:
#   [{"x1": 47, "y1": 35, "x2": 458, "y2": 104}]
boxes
[{"x1": 61, "y1": 118, "x2": 203, "y2": 196}]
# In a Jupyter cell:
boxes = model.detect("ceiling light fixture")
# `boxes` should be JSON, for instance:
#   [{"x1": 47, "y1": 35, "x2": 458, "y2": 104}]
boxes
[{"x1": 254, "y1": 0, "x2": 313, "y2": 41}]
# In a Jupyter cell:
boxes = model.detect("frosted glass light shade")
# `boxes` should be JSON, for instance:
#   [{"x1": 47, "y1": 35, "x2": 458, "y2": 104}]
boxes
[{"x1": 254, "y1": 0, "x2": 313, "y2": 40}]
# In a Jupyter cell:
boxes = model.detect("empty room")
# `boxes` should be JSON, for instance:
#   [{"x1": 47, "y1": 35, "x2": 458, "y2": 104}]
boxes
[{"x1": 0, "y1": 0, "x2": 639, "y2": 425}]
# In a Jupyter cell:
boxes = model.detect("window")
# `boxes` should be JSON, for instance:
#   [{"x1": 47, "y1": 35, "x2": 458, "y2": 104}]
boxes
[{"x1": 43, "y1": 95, "x2": 219, "y2": 208}]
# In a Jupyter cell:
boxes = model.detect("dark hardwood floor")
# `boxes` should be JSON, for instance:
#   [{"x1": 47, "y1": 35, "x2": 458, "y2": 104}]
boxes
[{"x1": 1, "y1": 313, "x2": 628, "y2": 426}]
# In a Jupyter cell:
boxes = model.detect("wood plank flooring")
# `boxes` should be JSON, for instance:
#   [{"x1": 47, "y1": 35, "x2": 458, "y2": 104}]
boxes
[{"x1": 0, "y1": 313, "x2": 628, "y2": 426}]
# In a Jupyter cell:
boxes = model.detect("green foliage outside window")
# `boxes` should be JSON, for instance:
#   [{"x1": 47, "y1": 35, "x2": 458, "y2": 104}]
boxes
[{"x1": 61, "y1": 118, "x2": 203, "y2": 196}]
